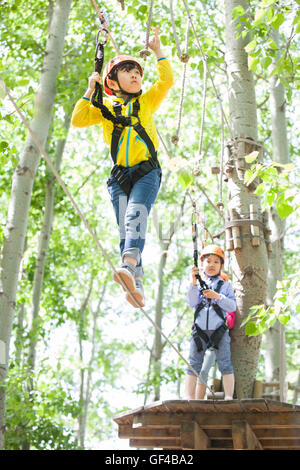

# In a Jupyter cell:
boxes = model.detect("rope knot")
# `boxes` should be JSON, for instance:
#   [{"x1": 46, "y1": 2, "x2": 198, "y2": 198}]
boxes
[{"x1": 139, "y1": 49, "x2": 151, "y2": 60}]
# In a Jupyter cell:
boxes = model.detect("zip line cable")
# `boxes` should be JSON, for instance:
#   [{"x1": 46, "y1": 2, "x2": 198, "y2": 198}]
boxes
[{"x1": 0, "y1": 79, "x2": 216, "y2": 399}]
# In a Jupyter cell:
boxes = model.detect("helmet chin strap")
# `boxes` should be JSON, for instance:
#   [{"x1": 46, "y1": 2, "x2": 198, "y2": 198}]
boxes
[{"x1": 110, "y1": 77, "x2": 142, "y2": 99}]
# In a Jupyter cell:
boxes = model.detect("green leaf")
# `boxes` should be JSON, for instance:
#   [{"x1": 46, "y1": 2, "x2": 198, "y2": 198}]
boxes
[
  {"x1": 260, "y1": 166, "x2": 277, "y2": 183},
  {"x1": 245, "y1": 321, "x2": 260, "y2": 336},
  {"x1": 178, "y1": 172, "x2": 193, "y2": 189},
  {"x1": 254, "y1": 182, "x2": 266, "y2": 196},
  {"x1": 271, "y1": 14, "x2": 285, "y2": 30},
  {"x1": 232, "y1": 6, "x2": 245, "y2": 20},
  {"x1": 268, "y1": 38, "x2": 278, "y2": 50},
  {"x1": 245, "y1": 151, "x2": 259, "y2": 163},
  {"x1": 253, "y1": 9, "x2": 266, "y2": 27},
  {"x1": 261, "y1": 56, "x2": 272, "y2": 69},
  {"x1": 276, "y1": 200, "x2": 294, "y2": 219},
  {"x1": 278, "y1": 313, "x2": 290, "y2": 325},
  {"x1": 0, "y1": 141, "x2": 9, "y2": 151},
  {"x1": 248, "y1": 57, "x2": 259, "y2": 72},
  {"x1": 245, "y1": 40, "x2": 257, "y2": 53}
]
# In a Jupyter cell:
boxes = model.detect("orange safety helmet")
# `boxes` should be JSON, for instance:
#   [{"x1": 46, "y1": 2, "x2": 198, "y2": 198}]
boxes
[
  {"x1": 200, "y1": 244, "x2": 225, "y2": 264},
  {"x1": 102, "y1": 55, "x2": 143, "y2": 96}
]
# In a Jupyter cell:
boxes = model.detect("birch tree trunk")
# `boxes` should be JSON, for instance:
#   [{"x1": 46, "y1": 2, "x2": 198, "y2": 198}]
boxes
[
  {"x1": 150, "y1": 196, "x2": 185, "y2": 401},
  {"x1": 0, "y1": 0, "x2": 72, "y2": 449},
  {"x1": 78, "y1": 276, "x2": 94, "y2": 449},
  {"x1": 29, "y1": 114, "x2": 71, "y2": 371},
  {"x1": 265, "y1": 28, "x2": 289, "y2": 402},
  {"x1": 224, "y1": 0, "x2": 268, "y2": 398},
  {"x1": 77, "y1": 283, "x2": 107, "y2": 448}
]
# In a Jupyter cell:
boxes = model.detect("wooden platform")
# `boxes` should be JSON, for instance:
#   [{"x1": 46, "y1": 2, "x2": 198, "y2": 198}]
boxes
[{"x1": 113, "y1": 399, "x2": 300, "y2": 450}]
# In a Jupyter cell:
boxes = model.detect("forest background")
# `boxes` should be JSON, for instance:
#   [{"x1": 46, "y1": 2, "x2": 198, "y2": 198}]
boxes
[{"x1": 0, "y1": 0, "x2": 299, "y2": 450}]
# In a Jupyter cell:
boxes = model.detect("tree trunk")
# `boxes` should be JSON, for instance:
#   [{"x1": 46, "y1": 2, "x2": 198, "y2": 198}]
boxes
[
  {"x1": 78, "y1": 276, "x2": 94, "y2": 449},
  {"x1": 0, "y1": 0, "x2": 72, "y2": 449},
  {"x1": 150, "y1": 195, "x2": 185, "y2": 401},
  {"x1": 224, "y1": 0, "x2": 268, "y2": 398},
  {"x1": 77, "y1": 282, "x2": 107, "y2": 448},
  {"x1": 152, "y1": 245, "x2": 168, "y2": 401},
  {"x1": 29, "y1": 114, "x2": 71, "y2": 371},
  {"x1": 265, "y1": 28, "x2": 289, "y2": 402}
]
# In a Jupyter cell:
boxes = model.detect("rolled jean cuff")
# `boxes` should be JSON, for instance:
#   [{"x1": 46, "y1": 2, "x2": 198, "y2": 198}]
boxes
[{"x1": 122, "y1": 248, "x2": 141, "y2": 264}]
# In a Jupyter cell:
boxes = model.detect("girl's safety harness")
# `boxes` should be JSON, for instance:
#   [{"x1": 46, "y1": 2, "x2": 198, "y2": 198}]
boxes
[
  {"x1": 91, "y1": 37, "x2": 160, "y2": 196},
  {"x1": 191, "y1": 279, "x2": 228, "y2": 352}
]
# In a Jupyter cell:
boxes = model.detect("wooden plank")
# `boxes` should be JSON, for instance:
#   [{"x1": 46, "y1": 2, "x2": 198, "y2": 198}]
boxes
[
  {"x1": 180, "y1": 421, "x2": 210, "y2": 450},
  {"x1": 114, "y1": 400, "x2": 300, "y2": 424},
  {"x1": 232, "y1": 420, "x2": 263, "y2": 450},
  {"x1": 265, "y1": 400, "x2": 299, "y2": 412},
  {"x1": 263, "y1": 443, "x2": 300, "y2": 450},
  {"x1": 131, "y1": 411, "x2": 300, "y2": 429},
  {"x1": 119, "y1": 425, "x2": 180, "y2": 440},
  {"x1": 240, "y1": 399, "x2": 269, "y2": 412},
  {"x1": 256, "y1": 427, "x2": 300, "y2": 439},
  {"x1": 210, "y1": 439, "x2": 233, "y2": 449},
  {"x1": 214, "y1": 400, "x2": 245, "y2": 413},
  {"x1": 129, "y1": 438, "x2": 180, "y2": 449},
  {"x1": 163, "y1": 399, "x2": 217, "y2": 413}
]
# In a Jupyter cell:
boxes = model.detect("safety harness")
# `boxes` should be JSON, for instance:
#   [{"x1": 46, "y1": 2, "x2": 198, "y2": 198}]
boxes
[
  {"x1": 191, "y1": 279, "x2": 228, "y2": 352},
  {"x1": 109, "y1": 100, "x2": 161, "y2": 195},
  {"x1": 91, "y1": 32, "x2": 160, "y2": 196}
]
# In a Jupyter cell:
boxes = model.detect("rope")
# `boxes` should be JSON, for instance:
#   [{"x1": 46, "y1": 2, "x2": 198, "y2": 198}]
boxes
[
  {"x1": 197, "y1": 59, "x2": 208, "y2": 159},
  {"x1": 1, "y1": 79, "x2": 216, "y2": 399},
  {"x1": 140, "y1": 0, "x2": 154, "y2": 60},
  {"x1": 180, "y1": 0, "x2": 233, "y2": 140},
  {"x1": 217, "y1": 109, "x2": 225, "y2": 211},
  {"x1": 171, "y1": 21, "x2": 190, "y2": 145},
  {"x1": 169, "y1": 0, "x2": 182, "y2": 59},
  {"x1": 187, "y1": 191, "x2": 214, "y2": 245},
  {"x1": 91, "y1": 0, "x2": 120, "y2": 54},
  {"x1": 169, "y1": 0, "x2": 190, "y2": 63},
  {"x1": 171, "y1": 61, "x2": 187, "y2": 145}
]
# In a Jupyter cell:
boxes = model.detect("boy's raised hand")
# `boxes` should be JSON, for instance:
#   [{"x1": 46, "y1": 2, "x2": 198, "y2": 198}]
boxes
[{"x1": 148, "y1": 27, "x2": 163, "y2": 58}]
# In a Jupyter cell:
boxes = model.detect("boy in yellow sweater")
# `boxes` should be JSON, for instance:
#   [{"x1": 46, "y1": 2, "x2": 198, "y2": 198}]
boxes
[{"x1": 72, "y1": 28, "x2": 174, "y2": 308}]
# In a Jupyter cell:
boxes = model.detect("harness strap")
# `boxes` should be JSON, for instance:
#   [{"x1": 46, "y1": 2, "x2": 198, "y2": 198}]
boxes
[
  {"x1": 192, "y1": 279, "x2": 228, "y2": 350},
  {"x1": 109, "y1": 99, "x2": 160, "y2": 195},
  {"x1": 194, "y1": 279, "x2": 225, "y2": 322},
  {"x1": 110, "y1": 100, "x2": 158, "y2": 163}
]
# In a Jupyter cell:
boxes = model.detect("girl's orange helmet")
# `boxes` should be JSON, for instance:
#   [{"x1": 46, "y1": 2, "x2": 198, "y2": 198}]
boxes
[
  {"x1": 102, "y1": 55, "x2": 143, "y2": 96},
  {"x1": 200, "y1": 245, "x2": 225, "y2": 263}
]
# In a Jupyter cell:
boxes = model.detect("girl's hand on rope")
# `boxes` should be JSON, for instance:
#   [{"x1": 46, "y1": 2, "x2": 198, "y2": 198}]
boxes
[
  {"x1": 88, "y1": 72, "x2": 101, "y2": 92},
  {"x1": 148, "y1": 27, "x2": 163, "y2": 58},
  {"x1": 202, "y1": 289, "x2": 221, "y2": 301}
]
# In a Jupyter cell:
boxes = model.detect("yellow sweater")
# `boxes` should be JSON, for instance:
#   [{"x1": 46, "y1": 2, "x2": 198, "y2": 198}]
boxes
[{"x1": 71, "y1": 58, "x2": 174, "y2": 167}]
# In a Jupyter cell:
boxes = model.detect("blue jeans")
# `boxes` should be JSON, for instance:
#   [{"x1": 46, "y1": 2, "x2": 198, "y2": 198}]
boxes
[
  {"x1": 107, "y1": 165, "x2": 161, "y2": 278},
  {"x1": 187, "y1": 329, "x2": 233, "y2": 378}
]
